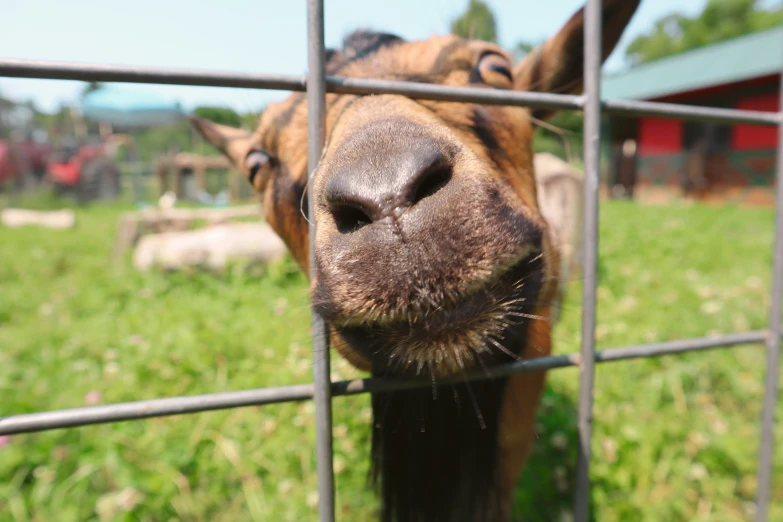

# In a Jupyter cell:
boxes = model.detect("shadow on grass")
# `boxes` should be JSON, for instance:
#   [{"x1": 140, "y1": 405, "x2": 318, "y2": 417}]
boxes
[{"x1": 513, "y1": 384, "x2": 589, "y2": 522}]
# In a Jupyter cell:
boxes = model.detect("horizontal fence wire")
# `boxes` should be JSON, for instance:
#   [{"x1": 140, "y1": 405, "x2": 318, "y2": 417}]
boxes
[
  {"x1": 0, "y1": 59, "x2": 781, "y2": 126},
  {"x1": 0, "y1": 331, "x2": 769, "y2": 436}
]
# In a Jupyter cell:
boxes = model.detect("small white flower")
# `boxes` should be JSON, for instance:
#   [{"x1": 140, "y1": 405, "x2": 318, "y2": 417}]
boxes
[{"x1": 688, "y1": 463, "x2": 708, "y2": 481}]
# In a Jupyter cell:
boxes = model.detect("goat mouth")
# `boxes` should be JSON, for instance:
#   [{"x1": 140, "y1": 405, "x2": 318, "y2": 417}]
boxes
[{"x1": 335, "y1": 251, "x2": 546, "y2": 377}]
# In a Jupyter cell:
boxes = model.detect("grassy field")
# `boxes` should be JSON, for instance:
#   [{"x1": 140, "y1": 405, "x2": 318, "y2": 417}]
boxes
[{"x1": 0, "y1": 189, "x2": 781, "y2": 522}]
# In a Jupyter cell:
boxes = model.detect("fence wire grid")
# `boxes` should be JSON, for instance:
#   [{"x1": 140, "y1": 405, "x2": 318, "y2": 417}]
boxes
[{"x1": 1, "y1": 0, "x2": 782, "y2": 521}]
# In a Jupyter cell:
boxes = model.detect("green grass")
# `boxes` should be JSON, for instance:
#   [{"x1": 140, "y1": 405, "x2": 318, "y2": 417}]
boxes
[{"x1": 0, "y1": 190, "x2": 781, "y2": 522}]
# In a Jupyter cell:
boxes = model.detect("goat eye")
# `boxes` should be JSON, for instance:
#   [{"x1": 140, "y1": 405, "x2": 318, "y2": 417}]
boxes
[
  {"x1": 245, "y1": 150, "x2": 271, "y2": 184},
  {"x1": 477, "y1": 53, "x2": 513, "y2": 88}
]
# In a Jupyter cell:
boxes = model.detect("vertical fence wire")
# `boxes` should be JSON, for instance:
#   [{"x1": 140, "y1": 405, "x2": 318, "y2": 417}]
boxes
[
  {"x1": 754, "y1": 62, "x2": 783, "y2": 522},
  {"x1": 574, "y1": 0, "x2": 603, "y2": 519},
  {"x1": 306, "y1": 0, "x2": 336, "y2": 520}
]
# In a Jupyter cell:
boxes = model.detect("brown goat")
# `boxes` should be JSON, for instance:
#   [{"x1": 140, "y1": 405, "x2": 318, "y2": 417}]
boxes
[{"x1": 191, "y1": 2, "x2": 639, "y2": 520}]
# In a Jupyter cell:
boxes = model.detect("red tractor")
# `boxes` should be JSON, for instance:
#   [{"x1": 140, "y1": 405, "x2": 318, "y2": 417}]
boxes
[
  {"x1": 47, "y1": 141, "x2": 122, "y2": 203},
  {"x1": 0, "y1": 138, "x2": 51, "y2": 190}
]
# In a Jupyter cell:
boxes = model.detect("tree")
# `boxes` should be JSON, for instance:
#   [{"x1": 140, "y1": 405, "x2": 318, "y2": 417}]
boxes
[
  {"x1": 193, "y1": 106, "x2": 242, "y2": 127},
  {"x1": 451, "y1": 0, "x2": 498, "y2": 43},
  {"x1": 240, "y1": 111, "x2": 262, "y2": 131},
  {"x1": 626, "y1": 0, "x2": 783, "y2": 65},
  {"x1": 81, "y1": 82, "x2": 105, "y2": 96},
  {"x1": 512, "y1": 40, "x2": 537, "y2": 62}
]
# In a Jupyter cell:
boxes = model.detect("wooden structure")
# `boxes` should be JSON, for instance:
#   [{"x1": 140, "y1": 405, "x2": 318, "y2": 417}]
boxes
[
  {"x1": 1, "y1": 208, "x2": 76, "y2": 229},
  {"x1": 155, "y1": 152, "x2": 245, "y2": 203},
  {"x1": 534, "y1": 152, "x2": 584, "y2": 325},
  {"x1": 604, "y1": 27, "x2": 782, "y2": 206},
  {"x1": 535, "y1": 154, "x2": 583, "y2": 268}
]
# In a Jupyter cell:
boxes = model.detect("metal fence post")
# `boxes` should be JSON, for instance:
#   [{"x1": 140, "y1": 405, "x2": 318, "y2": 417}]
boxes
[
  {"x1": 575, "y1": 0, "x2": 603, "y2": 519},
  {"x1": 306, "y1": 0, "x2": 336, "y2": 520},
  {"x1": 754, "y1": 65, "x2": 783, "y2": 522}
]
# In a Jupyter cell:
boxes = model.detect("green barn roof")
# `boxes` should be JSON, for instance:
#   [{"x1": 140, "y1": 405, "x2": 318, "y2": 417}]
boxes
[{"x1": 602, "y1": 26, "x2": 783, "y2": 101}]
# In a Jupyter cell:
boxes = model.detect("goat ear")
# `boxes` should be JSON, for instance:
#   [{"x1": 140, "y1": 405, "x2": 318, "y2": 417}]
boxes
[
  {"x1": 513, "y1": 0, "x2": 640, "y2": 120},
  {"x1": 189, "y1": 116, "x2": 254, "y2": 172}
]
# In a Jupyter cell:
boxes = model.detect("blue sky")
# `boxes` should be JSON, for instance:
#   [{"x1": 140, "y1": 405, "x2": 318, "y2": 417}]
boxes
[{"x1": 0, "y1": 0, "x2": 752, "y2": 113}]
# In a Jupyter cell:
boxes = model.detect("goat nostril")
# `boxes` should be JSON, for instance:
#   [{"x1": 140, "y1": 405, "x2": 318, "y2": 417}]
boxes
[
  {"x1": 410, "y1": 163, "x2": 453, "y2": 206},
  {"x1": 324, "y1": 139, "x2": 453, "y2": 232},
  {"x1": 331, "y1": 204, "x2": 373, "y2": 234}
]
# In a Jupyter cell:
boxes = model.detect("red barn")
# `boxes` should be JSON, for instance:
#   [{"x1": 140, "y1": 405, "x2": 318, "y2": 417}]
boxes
[{"x1": 603, "y1": 26, "x2": 782, "y2": 205}]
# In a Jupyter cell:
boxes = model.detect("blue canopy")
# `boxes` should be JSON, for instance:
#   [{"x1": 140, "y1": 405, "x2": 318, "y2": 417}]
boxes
[{"x1": 81, "y1": 85, "x2": 186, "y2": 128}]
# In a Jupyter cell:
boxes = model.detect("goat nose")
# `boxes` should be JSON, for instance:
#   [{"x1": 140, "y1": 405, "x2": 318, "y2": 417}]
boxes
[{"x1": 324, "y1": 138, "x2": 453, "y2": 233}]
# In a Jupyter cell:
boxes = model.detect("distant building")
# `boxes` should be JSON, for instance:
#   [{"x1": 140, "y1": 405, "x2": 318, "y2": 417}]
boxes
[{"x1": 603, "y1": 26, "x2": 782, "y2": 205}]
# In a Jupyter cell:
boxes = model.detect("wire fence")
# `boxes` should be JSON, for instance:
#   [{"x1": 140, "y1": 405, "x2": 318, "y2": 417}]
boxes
[{"x1": 0, "y1": 1, "x2": 781, "y2": 521}]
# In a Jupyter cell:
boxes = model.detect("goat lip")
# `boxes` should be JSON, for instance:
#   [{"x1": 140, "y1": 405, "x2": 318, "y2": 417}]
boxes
[
  {"x1": 333, "y1": 251, "x2": 546, "y2": 368},
  {"x1": 338, "y1": 250, "x2": 543, "y2": 329}
]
